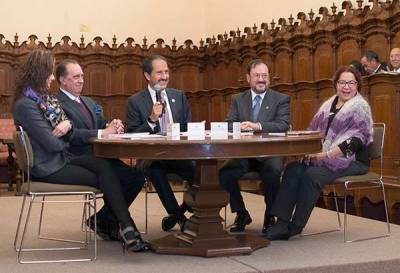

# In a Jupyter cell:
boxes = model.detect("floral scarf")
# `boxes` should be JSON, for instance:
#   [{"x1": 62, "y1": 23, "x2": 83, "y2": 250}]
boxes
[
  {"x1": 23, "y1": 87, "x2": 69, "y2": 128},
  {"x1": 308, "y1": 93, "x2": 373, "y2": 171}
]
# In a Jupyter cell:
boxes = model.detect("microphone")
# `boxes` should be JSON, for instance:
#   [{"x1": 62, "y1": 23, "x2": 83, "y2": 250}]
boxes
[
  {"x1": 153, "y1": 84, "x2": 165, "y2": 114},
  {"x1": 154, "y1": 84, "x2": 161, "y2": 102}
]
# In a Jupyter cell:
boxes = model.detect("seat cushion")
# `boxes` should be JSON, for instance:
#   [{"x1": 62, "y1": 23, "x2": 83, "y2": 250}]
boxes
[
  {"x1": 22, "y1": 181, "x2": 102, "y2": 194},
  {"x1": 332, "y1": 172, "x2": 381, "y2": 183}
]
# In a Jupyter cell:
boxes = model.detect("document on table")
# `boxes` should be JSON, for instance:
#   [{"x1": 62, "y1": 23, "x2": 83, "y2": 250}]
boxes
[
  {"x1": 179, "y1": 130, "x2": 254, "y2": 137},
  {"x1": 286, "y1": 130, "x2": 320, "y2": 136},
  {"x1": 107, "y1": 133, "x2": 166, "y2": 139}
]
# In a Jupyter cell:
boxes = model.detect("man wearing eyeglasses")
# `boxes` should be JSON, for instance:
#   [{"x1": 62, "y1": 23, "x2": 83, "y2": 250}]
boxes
[
  {"x1": 219, "y1": 59, "x2": 290, "y2": 234},
  {"x1": 390, "y1": 48, "x2": 400, "y2": 73}
]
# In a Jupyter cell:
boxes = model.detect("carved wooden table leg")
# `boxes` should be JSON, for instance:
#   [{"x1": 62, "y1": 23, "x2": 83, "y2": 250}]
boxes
[{"x1": 150, "y1": 159, "x2": 269, "y2": 257}]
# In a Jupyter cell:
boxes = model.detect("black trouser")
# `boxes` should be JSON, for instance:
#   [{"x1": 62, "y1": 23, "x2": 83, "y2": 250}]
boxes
[
  {"x1": 96, "y1": 159, "x2": 145, "y2": 223},
  {"x1": 39, "y1": 155, "x2": 133, "y2": 229},
  {"x1": 270, "y1": 160, "x2": 368, "y2": 228},
  {"x1": 219, "y1": 157, "x2": 283, "y2": 216},
  {"x1": 148, "y1": 160, "x2": 195, "y2": 216}
]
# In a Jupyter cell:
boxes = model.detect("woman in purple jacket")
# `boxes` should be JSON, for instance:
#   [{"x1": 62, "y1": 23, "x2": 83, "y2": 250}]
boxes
[{"x1": 266, "y1": 66, "x2": 373, "y2": 240}]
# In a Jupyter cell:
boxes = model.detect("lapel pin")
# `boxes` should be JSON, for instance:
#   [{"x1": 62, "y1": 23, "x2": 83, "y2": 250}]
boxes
[
  {"x1": 266, "y1": 106, "x2": 269, "y2": 110},
  {"x1": 171, "y1": 99, "x2": 176, "y2": 103}
]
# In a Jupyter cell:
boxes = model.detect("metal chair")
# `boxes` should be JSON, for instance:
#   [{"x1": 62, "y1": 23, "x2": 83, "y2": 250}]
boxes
[
  {"x1": 13, "y1": 127, "x2": 101, "y2": 263},
  {"x1": 305, "y1": 123, "x2": 390, "y2": 243}
]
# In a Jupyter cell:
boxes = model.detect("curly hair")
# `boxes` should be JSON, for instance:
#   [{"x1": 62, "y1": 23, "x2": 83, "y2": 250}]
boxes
[{"x1": 14, "y1": 50, "x2": 55, "y2": 100}]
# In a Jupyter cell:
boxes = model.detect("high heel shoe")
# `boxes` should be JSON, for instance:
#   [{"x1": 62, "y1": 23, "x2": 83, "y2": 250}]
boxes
[{"x1": 120, "y1": 226, "x2": 150, "y2": 254}]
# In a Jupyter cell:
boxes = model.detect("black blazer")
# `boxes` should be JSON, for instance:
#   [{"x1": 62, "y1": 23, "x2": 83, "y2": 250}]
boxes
[
  {"x1": 126, "y1": 88, "x2": 191, "y2": 133},
  {"x1": 226, "y1": 89, "x2": 290, "y2": 133},
  {"x1": 56, "y1": 90, "x2": 107, "y2": 156},
  {"x1": 13, "y1": 96, "x2": 69, "y2": 178}
]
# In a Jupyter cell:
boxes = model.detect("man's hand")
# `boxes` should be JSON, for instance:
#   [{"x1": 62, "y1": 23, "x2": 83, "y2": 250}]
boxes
[
  {"x1": 113, "y1": 119, "x2": 124, "y2": 134},
  {"x1": 102, "y1": 119, "x2": 123, "y2": 138},
  {"x1": 149, "y1": 102, "x2": 163, "y2": 123},
  {"x1": 52, "y1": 120, "x2": 72, "y2": 138},
  {"x1": 240, "y1": 121, "x2": 261, "y2": 131}
]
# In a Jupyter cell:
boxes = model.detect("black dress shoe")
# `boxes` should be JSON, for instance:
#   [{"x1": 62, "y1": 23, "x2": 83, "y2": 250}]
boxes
[
  {"x1": 178, "y1": 216, "x2": 189, "y2": 232},
  {"x1": 161, "y1": 214, "x2": 188, "y2": 231},
  {"x1": 87, "y1": 215, "x2": 119, "y2": 241},
  {"x1": 229, "y1": 211, "x2": 252, "y2": 232},
  {"x1": 265, "y1": 220, "x2": 290, "y2": 241},
  {"x1": 262, "y1": 215, "x2": 276, "y2": 234}
]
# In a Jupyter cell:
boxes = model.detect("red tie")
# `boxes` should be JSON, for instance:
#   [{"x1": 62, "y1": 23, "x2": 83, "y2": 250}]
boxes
[{"x1": 75, "y1": 98, "x2": 94, "y2": 128}]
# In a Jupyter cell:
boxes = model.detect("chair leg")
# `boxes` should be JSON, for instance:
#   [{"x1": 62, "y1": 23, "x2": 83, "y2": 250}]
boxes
[
  {"x1": 332, "y1": 186, "x2": 342, "y2": 230},
  {"x1": 37, "y1": 196, "x2": 45, "y2": 238},
  {"x1": 301, "y1": 189, "x2": 342, "y2": 237},
  {"x1": 343, "y1": 181, "x2": 391, "y2": 243},
  {"x1": 81, "y1": 195, "x2": 88, "y2": 232},
  {"x1": 17, "y1": 195, "x2": 35, "y2": 263},
  {"x1": 17, "y1": 193, "x2": 98, "y2": 263},
  {"x1": 143, "y1": 182, "x2": 148, "y2": 235},
  {"x1": 14, "y1": 195, "x2": 27, "y2": 251},
  {"x1": 381, "y1": 182, "x2": 391, "y2": 235},
  {"x1": 91, "y1": 193, "x2": 97, "y2": 260},
  {"x1": 343, "y1": 189, "x2": 348, "y2": 243}
]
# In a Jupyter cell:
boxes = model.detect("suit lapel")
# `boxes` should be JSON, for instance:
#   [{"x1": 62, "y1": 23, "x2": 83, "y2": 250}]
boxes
[
  {"x1": 57, "y1": 91, "x2": 93, "y2": 129},
  {"x1": 243, "y1": 90, "x2": 253, "y2": 121},
  {"x1": 258, "y1": 89, "x2": 273, "y2": 121},
  {"x1": 166, "y1": 89, "x2": 178, "y2": 121},
  {"x1": 143, "y1": 89, "x2": 154, "y2": 114}
]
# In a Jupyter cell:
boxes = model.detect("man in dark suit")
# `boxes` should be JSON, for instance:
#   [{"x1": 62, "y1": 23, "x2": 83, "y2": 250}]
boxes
[
  {"x1": 55, "y1": 59, "x2": 145, "y2": 241},
  {"x1": 126, "y1": 55, "x2": 194, "y2": 232},
  {"x1": 360, "y1": 50, "x2": 388, "y2": 75},
  {"x1": 219, "y1": 59, "x2": 290, "y2": 233}
]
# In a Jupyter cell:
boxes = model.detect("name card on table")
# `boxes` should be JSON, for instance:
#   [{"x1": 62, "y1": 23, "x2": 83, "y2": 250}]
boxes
[
  {"x1": 232, "y1": 122, "x2": 241, "y2": 139},
  {"x1": 210, "y1": 122, "x2": 228, "y2": 139},
  {"x1": 187, "y1": 122, "x2": 205, "y2": 140},
  {"x1": 167, "y1": 123, "x2": 180, "y2": 139}
]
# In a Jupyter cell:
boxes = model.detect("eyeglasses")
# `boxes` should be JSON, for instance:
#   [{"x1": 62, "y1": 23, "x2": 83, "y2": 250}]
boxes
[
  {"x1": 390, "y1": 54, "x2": 400, "y2": 60},
  {"x1": 337, "y1": 80, "x2": 357, "y2": 87},
  {"x1": 251, "y1": 73, "x2": 269, "y2": 79}
]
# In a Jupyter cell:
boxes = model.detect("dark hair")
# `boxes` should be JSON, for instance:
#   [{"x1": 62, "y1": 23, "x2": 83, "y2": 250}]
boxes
[
  {"x1": 364, "y1": 50, "x2": 380, "y2": 62},
  {"x1": 14, "y1": 50, "x2": 55, "y2": 100},
  {"x1": 142, "y1": 55, "x2": 167, "y2": 74},
  {"x1": 333, "y1": 66, "x2": 362, "y2": 93},
  {"x1": 247, "y1": 59, "x2": 266, "y2": 74},
  {"x1": 349, "y1": 60, "x2": 365, "y2": 75},
  {"x1": 55, "y1": 59, "x2": 79, "y2": 84}
]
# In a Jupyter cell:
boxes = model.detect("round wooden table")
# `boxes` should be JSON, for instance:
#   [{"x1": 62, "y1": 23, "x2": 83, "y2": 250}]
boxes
[{"x1": 92, "y1": 133, "x2": 321, "y2": 257}]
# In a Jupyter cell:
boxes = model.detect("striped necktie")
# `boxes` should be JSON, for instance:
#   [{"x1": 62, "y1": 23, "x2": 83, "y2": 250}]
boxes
[{"x1": 252, "y1": 95, "x2": 262, "y2": 122}]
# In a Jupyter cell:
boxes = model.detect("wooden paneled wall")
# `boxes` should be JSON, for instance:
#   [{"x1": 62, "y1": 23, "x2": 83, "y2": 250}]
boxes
[{"x1": 1, "y1": 0, "x2": 400, "y2": 179}]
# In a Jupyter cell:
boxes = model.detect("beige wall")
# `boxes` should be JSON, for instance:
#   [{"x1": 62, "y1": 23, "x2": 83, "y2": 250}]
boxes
[
  {"x1": 204, "y1": 0, "x2": 342, "y2": 39},
  {"x1": 1, "y1": 0, "x2": 342, "y2": 46}
]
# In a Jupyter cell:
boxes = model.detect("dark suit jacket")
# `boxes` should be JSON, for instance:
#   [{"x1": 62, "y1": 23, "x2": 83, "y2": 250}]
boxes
[
  {"x1": 126, "y1": 88, "x2": 191, "y2": 133},
  {"x1": 226, "y1": 88, "x2": 290, "y2": 133},
  {"x1": 13, "y1": 96, "x2": 69, "y2": 178},
  {"x1": 374, "y1": 62, "x2": 389, "y2": 74},
  {"x1": 56, "y1": 90, "x2": 107, "y2": 156}
]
